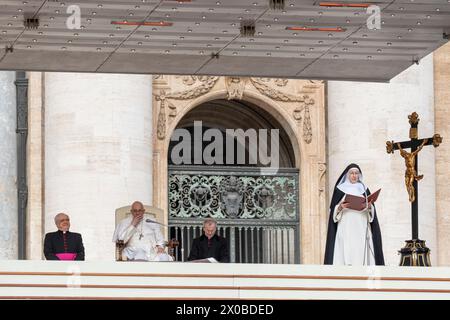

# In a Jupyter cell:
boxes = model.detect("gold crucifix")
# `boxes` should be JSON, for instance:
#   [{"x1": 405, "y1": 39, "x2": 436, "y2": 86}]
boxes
[
  {"x1": 386, "y1": 112, "x2": 442, "y2": 241},
  {"x1": 396, "y1": 139, "x2": 427, "y2": 203},
  {"x1": 386, "y1": 112, "x2": 442, "y2": 203}
]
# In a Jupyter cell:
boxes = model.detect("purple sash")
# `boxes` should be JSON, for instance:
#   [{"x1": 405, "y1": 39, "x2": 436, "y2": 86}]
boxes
[{"x1": 55, "y1": 253, "x2": 77, "y2": 260}]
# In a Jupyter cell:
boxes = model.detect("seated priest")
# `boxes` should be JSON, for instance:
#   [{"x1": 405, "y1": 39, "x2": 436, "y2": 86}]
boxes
[
  {"x1": 44, "y1": 212, "x2": 85, "y2": 261},
  {"x1": 187, "y1": 218, "x2": 230, "y2": 263},
  {"x1": 112, "y1": 201, "x2": 168, "y2": 261}
]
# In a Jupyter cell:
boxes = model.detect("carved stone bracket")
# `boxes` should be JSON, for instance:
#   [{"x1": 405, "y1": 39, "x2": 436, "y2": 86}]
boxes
[
  {"x1": 225, "y1": 77, "x2": 248, "y2": 100},
  {"x1": 250, "y1": 77, "x2": 314, "y2": 144},
  {"x1": 304, "y1": 80, "x2": 325, "y2": 92}
]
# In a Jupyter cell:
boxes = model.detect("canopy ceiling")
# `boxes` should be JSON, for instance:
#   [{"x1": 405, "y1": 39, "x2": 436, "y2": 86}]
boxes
[{"x1": 0, "y1": 0, "x2": 449, "y2": 81}]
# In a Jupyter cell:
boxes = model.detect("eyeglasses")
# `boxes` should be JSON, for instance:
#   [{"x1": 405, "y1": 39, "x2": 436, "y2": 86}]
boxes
[{"x1": 131, "y1": 209, "x2": 145, "y2": 213}]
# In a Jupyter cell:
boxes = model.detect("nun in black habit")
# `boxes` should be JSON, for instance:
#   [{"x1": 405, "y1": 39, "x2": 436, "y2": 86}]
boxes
[{"x1": 324, "y1": 163, "x2": 384, "y2": 266}]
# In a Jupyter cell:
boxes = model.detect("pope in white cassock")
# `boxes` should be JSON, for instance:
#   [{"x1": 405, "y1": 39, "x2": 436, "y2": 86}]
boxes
[
  {"x1": 324, "y1": 164, "x2": 385, "y2": 266},
  {"x1": 112, "y1": 201, "x2": 171, "y2": 261}
]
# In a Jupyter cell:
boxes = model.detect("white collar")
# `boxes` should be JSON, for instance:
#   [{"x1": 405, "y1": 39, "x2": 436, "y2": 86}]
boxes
[{"x1": 337, "y1": 170, "x2": 366, "y2": 196}]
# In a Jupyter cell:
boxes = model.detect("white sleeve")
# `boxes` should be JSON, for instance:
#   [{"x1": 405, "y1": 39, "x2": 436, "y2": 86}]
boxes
[
  {"x1": 112, "y1": 220, "x2": 136, "y2": 243},
  {"x1": 112, "y1": 224, "x2": 120, "y2": 242},
  {"x1": 154, "y1": 225, "x2": 165, "y2": 247},
  {"x1": 333, "y1": 198, "x2": 345, "y2": 223}
]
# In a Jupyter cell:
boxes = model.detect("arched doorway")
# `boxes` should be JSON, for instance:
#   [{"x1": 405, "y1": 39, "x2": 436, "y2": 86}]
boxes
[{"x1": 168, "y1": 99, "x2": 300, "y2": 263}]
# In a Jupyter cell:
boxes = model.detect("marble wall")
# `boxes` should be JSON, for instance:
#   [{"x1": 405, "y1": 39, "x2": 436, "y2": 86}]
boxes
[{"x1": 434, "y1": 42, "x2": 450, "y2": 266}]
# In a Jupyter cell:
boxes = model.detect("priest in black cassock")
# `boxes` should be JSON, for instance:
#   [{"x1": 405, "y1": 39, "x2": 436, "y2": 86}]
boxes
[
  {"x1": 188, "y1": 218, "x2": 229, "y2": 263},
  {"x1": 44, "y1": 212, "x2": 85, "y2": 261},
  {"x1": 324, "y1": 163, "x2": 384, "y2": 266}
]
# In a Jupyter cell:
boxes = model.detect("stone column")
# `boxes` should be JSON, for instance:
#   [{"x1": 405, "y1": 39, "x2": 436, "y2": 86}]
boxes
[
  {"x1": 44, "y1": 73, "x2": 153, "y2": 261},
  {"x1": 327, "y1": 54, "x2": 436, "y2": 266},
  {"x1": 26, "y1": 72, "x2": 45, "y2": 260},
  {"x1": 434, "y1": 42, "x2": 450, "y2": 266},
  {"x1": 0, "y1": 72, "x2": 18, "y2": 259}
]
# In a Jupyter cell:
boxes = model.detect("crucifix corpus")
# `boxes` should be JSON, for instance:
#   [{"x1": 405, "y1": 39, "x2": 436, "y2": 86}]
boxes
[{"x1": 386, "y1": 112, "x2": 443, "y2": 266}]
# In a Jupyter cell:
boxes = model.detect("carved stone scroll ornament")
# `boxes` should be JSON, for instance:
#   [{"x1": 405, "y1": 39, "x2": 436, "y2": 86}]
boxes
[
  {"x1": 225, "y1": 77, "x2": 248, "y2": 100},
  {"x1": 250, "y1": 77, "x2": 314, "y2": 144},
  {"x1": 154, "y1": 77, "x2": 220, "y2": 139},
  {"x1": 168, "y1": 76, "x2": 220, "y2": 100},
  {"x1": 178, "y1": 76, "x2": 196, "y2": 86},
  {"x1": 176, "y1": 76, "x2": 214, "y2": 86},
  {"x1": 318, "y1": 163, "x2": 327, "y2": 194},
  {"x1": 274, "y1": 78, "x2": 288, "y2": 87}
]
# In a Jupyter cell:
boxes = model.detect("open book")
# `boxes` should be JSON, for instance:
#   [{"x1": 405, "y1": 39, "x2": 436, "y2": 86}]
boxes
[{"x1": 343, "y1": 189, "x2": 381, "y2": 211}]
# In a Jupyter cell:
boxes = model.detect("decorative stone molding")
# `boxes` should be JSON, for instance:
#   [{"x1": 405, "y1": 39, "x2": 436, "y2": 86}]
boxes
[
  {"x1": 250, "y1": 78, "x2": 314, "y2": 144},
  {"x1": 154, "y1": 76, "x2": 220, "y2": 139},
  {"x1": 275, "y1": 78, "x2": 288, "y2": 87},
  {"x1": 165, "y1": 76, "x2": 219, "y2": 100},
  {"x1": 153, "y1": 76, "x2": 321, "y2": 144},
  {"x1": 155, "y1": 90, "x2": 167, "y2": 140},
  {"x1": 250, "y1": 78, "x2": 302, "y2": 102},
  {"x1": 302, "y1": 97, "x2": 314, "y2": 144},
  {"x1": 152, "y1": 75, "x2": 326, "y2": 264}
]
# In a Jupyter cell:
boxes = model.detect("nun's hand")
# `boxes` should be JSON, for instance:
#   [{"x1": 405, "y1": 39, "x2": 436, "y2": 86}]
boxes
[{"x1": 339, "y1": 202, "x2": 350, "y2": 211}]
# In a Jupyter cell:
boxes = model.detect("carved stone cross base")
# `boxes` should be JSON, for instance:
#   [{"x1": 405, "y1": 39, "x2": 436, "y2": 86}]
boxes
[{"x1": 399, "y1": 239, "x2": 431, "y2": 266}]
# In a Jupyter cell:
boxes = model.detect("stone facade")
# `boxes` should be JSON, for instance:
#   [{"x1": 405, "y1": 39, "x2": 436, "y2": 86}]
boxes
[
  {"x1": 434, "y1": 42, "x2": 450, "y2": 266},
  {"x1": 19, "y1": 50, "x2": 450, "y2": 265}
]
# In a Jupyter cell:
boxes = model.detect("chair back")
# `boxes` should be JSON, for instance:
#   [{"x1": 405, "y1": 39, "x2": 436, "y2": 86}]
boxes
[{"x1": 115, "y1": 205, "x2": 164, "y2": 226}]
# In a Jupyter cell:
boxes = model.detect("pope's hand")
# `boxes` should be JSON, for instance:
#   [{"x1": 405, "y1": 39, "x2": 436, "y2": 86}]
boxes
[{"x1": 131, "y1": 214, "x2": 143, "y2": 227}]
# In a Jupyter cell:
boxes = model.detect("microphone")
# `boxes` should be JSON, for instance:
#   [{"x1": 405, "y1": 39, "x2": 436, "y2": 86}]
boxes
[
  {"x1": 145, "y1": 218, "x2": 170, "y2": 228},
  {"x1": 359, "y1": 180, "x2": 375, "y2": 265},
  {"x1": 360, "y1": 181, "x2": 369, "y2": 210}
]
